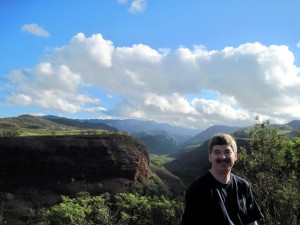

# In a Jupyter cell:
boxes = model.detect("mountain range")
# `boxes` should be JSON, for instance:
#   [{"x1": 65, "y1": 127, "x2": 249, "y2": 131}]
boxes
[{"x1": 1, "y1": 115, "x2": 300, "y2": 155}]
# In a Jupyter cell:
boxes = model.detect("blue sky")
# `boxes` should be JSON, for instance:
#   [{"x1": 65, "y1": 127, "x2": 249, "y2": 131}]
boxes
[{"x1": 1, "y1": 0, "x2": 300, "y2": 130}]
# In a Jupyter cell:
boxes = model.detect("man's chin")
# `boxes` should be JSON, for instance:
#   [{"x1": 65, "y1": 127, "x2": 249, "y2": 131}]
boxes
[{"x1": 216, "y1": 165, "x2": 232, "y2": 172}]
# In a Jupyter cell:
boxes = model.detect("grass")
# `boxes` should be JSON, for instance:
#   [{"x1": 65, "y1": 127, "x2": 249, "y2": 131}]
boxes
[
  {"x1": 17, "y1": 129, "x2": 109, "y2": 136},
  {"x1": 150, "y1": 154, "x2": 175, "y2": 168}
]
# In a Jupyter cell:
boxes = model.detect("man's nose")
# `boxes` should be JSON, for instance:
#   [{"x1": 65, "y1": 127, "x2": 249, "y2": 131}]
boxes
[{"x1": 220, "y1": 154, "x2": 226, "y2": 159}]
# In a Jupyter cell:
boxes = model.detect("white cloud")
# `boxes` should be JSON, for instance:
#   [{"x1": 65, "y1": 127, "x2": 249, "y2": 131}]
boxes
[
  {"x1": 129, "y1": 0, "x2": 147, "y2": 13},
  {"x1": 21, "y1": 23, "x2": 50, "y2": 38},
  {"x1": 145, "y1": 93, "x2": 197, "y2": 114},
  {"x1": 8, "y1": 94, "x2": 32, "y2": 105},
  {"x1": 8, "y1": 63, "x2": 104, "y2": 114},
  {"x1": 82, "y1": 107, "x2": 107, "y2": 113},
  {"x1": 192, "y1": 98, "x2": 250, "y2": 122},
  {"x1": 117, "y1": 0, "x2": 147, "y2": 13},
  {"x1": 7, "y1": 33, "x2": 300, "y2": 129},
  {"x1": 297, "y1": 40, "x2": 300, "y2": 48},
  {"x1": 75, "y1": 95, "x2": 100, "y2": 105}
]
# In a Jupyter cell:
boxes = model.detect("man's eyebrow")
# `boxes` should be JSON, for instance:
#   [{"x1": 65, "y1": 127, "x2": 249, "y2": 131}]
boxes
[{"x1": 212, "y1": 148, "x2": 232, "y2": 152}]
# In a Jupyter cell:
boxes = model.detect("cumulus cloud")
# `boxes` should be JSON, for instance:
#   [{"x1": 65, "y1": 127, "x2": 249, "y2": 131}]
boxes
[
  {"x1": 21, "y1": 23, "x2": 50, "y2": 38},
  {"x1": 145, "y1": 93, "x2": 197, "y2": 114},
  {"x1": 7, "y1": 63, "x2": 104, "y2": 114},
  {"x1": 192, "y1": 98, "x2": 250, "y2": 122},
  {"x1": 7, "y1": 33, "x2": 300, "y2": 129}
]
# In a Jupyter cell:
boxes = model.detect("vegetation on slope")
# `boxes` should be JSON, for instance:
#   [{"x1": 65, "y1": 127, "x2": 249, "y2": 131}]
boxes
[
  {"x1": 0, "y1": 114, "x2": 70, "y2": 130},
  {"x1": 235, "y1": 118, "x2": 300, "y2": 225},
  {"x1": 132, "y1": 131, "x2": 179, "y2": 154},
  {"x1": 0, "y1": 114, "x2": 117, "y2": 137},
  {"x1": 45, "y1": 193, "x2": 184, "y2": 225},
  {"x1": 43, "y1": 115, "x2": 117, "y2": 131}
]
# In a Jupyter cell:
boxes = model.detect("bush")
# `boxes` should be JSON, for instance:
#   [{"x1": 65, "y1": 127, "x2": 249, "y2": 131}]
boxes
[
  {"x1": 235, "y1": 118, "x2": 300, "y2": 225},
  {"x1": 46, "y1": 193, "x2": 184, "y2": 225},
  {"x1": 47, "y1": 195, "x2": 111, "y2": 225},
  {"x1": 114, "y1": 193, "x2": 184, "y2": 225},
  {"x1": 0, "y1": 129, "x2": 20, "y2": 137}
]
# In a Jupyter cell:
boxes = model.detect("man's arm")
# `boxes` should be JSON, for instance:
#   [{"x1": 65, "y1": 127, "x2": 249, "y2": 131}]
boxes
[
  {"x1": 247, "y1": 221, "x2": 258, "y2": 225},
  {"x1": 181, "y1": 183, "x2": 209, "y2": 225}
]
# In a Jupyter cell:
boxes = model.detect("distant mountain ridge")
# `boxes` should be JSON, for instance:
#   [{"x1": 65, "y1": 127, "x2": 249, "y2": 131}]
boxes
[
  {"x1": 85, "y1": 118, "x2": 199, "y2": 136},
  {"x1": 83, "y1": 118, "x2": 200, "y2": 154},
  {"x1": 1, "y1": 115, "x2": 299, "y2": 155},
  {"x1": 286, "y1": 120, "x2": 300, "y2": 130},
  {"x1": 43, "y1": 115, "x2": 117, "y2": 131},
  {"x1": 181, "y1": 125, "x2": 245, "y2": 148},
  {"x1": 132, "y1": 130, "x2": 179, "y2": 155}
]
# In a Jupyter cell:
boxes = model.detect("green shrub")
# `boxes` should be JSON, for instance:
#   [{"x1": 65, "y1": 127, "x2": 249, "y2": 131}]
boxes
[
  {"x1": 46, "y1": 193, "x2": 184, "y2": 225},
  {"x1": 235, "y1": 118, "x2": 300, "y2": 225},
  {"x1": 114, "y1": 193, "x2": 184, "y2": 225},
  {"x1": 47, "y1": 195, "x2": 111, "y2": 225}
]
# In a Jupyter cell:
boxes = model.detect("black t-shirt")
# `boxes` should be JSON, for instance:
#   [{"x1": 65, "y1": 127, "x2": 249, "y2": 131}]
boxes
[{"x1": 181, "y1": 172, "x2": 263, "y2": 225}]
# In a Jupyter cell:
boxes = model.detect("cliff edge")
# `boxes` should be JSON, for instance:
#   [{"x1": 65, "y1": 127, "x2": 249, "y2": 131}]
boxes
[{"x1": 0, "y1": 133, "x2": 149, "y2": 192}]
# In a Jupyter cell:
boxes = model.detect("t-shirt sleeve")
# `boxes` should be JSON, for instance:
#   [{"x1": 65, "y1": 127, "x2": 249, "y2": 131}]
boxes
[
  {"x1": 181, "y1": 186, "x2": 199, "y2": 225},
  {"x1": 244, "y1": 186, "x2": 264, "y2": 224},
  {"x1": 181, "y1": 183, "x2": 210, "y2": 225}
]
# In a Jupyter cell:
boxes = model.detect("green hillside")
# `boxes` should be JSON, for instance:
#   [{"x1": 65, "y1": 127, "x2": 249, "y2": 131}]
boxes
[
  {"x1": 133, "y1": 130, "x2": 179, "y2": 154},
  {"x1": 0, "y1": 115, "x2": 116, "y2": 137},
  {"x1": 43, "y1": 115, "x2": 117, "y2": 131},
  {"x1": 0, "y1": 114, "x2": 71, "y2": 130}
]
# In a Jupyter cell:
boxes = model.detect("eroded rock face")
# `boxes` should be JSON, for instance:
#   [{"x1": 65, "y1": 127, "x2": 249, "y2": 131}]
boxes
[{"x1": 0, "y1": 133, "x2": 149, "y2": 191}]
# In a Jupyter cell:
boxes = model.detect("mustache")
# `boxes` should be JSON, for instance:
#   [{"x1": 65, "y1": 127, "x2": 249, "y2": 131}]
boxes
[{"x1": 216, "y1": 158, "x2": 231, "y2": 164}]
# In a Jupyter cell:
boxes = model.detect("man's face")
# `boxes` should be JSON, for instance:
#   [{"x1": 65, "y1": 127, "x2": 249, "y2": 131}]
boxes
[{"x1": 209, "y1": 144, "x2": 237, "y2": 174}]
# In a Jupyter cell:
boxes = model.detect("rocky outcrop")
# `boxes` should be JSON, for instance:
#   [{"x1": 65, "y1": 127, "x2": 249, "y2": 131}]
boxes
[{"x1": 0, "y1": 133, "x2": 149, "y2": 192}]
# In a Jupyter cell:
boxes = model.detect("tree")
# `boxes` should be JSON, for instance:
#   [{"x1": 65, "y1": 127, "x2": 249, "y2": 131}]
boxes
[{"x1": 236, "y1": 118, "x2": 300, "y2": 225}]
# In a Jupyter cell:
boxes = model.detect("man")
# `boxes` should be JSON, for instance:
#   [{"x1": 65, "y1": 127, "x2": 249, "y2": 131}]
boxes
[{"x1": 181, "y1": 133, "x2": 263, "y2": 225}]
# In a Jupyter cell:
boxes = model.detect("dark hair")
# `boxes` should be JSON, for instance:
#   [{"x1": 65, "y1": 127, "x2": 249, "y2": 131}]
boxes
[{"x1": 208, "y1": 133, "x2": 237, "y2": 154}]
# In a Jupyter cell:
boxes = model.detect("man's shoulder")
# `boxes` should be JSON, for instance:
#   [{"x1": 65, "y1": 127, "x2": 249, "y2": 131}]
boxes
[
  {"x1": 189, "y1": 171, "x2": 212, "y2": 189},
  {"x1": 231, "y1": 173, "x2": 250, "y2": 187},
  {"x1": 185, "y1": 171, "x2": 212, "y2": 198}
]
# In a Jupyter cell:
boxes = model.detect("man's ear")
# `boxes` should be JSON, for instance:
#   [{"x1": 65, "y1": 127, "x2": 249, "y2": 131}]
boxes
[{"x1": 208, "y1": 153, "x2": 212, "y2": 162}]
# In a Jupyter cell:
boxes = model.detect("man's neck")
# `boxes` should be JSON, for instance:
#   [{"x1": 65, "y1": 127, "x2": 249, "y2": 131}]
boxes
[{"x1": 209, "y1": 169, "x2": 231, "y2": 184}]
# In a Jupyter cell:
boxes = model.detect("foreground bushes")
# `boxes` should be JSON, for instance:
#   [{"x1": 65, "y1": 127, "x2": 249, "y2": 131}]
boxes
[
  {"x1": 47, "y1": 195, "x2": 111, "y2": 225},
  {"x1": 236, "y1": 118, "x2": 300, "y2": 225},
  {"x1": 46, "y1": 193, "x2": 184, "y2": 225}
]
